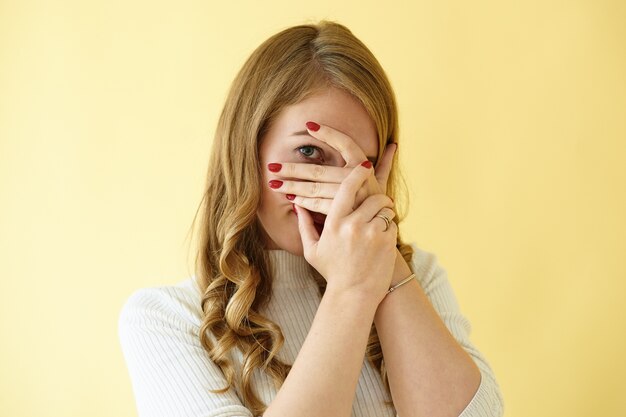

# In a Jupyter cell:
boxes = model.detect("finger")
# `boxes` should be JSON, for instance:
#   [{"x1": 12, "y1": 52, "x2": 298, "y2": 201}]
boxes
[
  {"x1": 327, "y1": 161, "x2": 373, "y2": 221},
  {"x1": 371, "y1": 207, "x2": 397, "y2": 232},
  {"x1": 358, "y1": 142, "x2": 393, "y2": 200},
  {"x1": 353, "y1": 185, "x2": 369, "y2": 209},
  {"x1": 294, "y1": 204, "x2": 319, "y2": 250},
  {"x1": 290, "y1": 184, "x2": 370, "y2": 215},
  {"x1": 290, "y1": 195, "x2": 332, "y2": 216},
  {"x1": 268, "y1": 162, "x2": 348, "y2": 183},
  {"x1": 268, "y1": 179, "x2": 340, "y2": 199},
  {"x1": 348, "y1": 193, "x2": 395, "y2": 224},
  {"x1": 305, "y1": 121, "x2": 368, "y2": 167},
  {"x1": 374, "y1": 142, "x2": 397, "y2": 192},
  {"x1": 377, "y1": 207, "x2": 397, "y2": 221}
]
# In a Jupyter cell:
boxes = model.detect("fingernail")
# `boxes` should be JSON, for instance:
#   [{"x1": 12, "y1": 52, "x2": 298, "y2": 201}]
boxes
[
  {"x1": 286, "y1": 194, "x2": 295, "y2": 200},
  {"x1": 293, "y1": 204, "x2": 298, "y2": 216},
  {"x1": 361, "y1": 160, "x2": 372, "y2": 168},
  {"x1": 269, "y1": 180, "x2": 283, "y2": 189},
  {"x1": 306, "y1": 121, "x2": 320, "y2": 132},
  {"x1": 268, "y1": 163, "x2": 282, "y2": 172}
]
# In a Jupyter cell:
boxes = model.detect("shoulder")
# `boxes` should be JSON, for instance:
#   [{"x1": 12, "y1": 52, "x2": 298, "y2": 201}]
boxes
[
  {"x1": 116, "y1": 278, "x2": 255, "y2": 415},
  {"x1": 117, "y1": 276, "x2": 204, "y2": 332}
]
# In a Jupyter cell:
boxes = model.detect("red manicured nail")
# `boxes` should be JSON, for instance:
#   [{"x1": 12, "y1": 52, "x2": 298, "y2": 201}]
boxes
[
  {"x1": 267, "y1": 163, "x2": 282, "y2": 172},
  {"x1": 361, "y1": 160, "x2": 372, "y2": 168},
  {"x1": 286, "y1": 194, "x2": 295, "y2": 200},
  {"x1": 269, "y1": 180, "x2": 283, "y2": 189},
  {"x1": 306, "y1": 121, "x2": 320, "y2": 131}
]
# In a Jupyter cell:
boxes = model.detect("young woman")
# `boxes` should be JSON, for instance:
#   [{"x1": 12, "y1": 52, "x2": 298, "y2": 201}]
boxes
[{"x1": 118, "y1": 20, "x2": 504, "y2": 417}]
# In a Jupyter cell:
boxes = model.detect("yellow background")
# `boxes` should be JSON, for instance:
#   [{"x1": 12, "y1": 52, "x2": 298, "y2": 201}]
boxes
[{"x1": 1, "y1": 1, "x2": 624, "y2": 416}]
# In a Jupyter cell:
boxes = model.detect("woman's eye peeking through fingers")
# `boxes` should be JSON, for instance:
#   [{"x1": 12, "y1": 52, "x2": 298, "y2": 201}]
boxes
[{"x1": 296, "y1": 144, "x2": 325, "y2": 162}]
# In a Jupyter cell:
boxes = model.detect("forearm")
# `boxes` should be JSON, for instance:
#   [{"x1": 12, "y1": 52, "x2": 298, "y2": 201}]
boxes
[
  {"x1": 374, "y1": 249, "x2": 481, "y2": 417},
  {"x1": 264, "y1": 289, "x2": 378, "y2": 417}
]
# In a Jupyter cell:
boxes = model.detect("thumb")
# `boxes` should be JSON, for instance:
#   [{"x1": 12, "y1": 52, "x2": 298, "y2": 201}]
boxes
[
  {"x1": 294, "y1": 204, "x2": 319, "y2": 252},
  {"x1": 375, "y1": 142, "x2": 397, "y2": 192}
]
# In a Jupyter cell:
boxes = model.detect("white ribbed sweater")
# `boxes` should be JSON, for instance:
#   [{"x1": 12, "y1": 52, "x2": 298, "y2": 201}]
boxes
[{"x1": 118, "y1": 243, "x2": 504, "y2": 417}]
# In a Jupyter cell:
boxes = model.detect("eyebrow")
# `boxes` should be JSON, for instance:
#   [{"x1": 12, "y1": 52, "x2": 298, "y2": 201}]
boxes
[{"x1": 289, "y1": 130, "x2": 377, "y2": 163}]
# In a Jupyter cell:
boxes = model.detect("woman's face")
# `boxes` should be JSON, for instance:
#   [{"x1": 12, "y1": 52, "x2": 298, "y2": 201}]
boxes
[{"x1": 257, "y1": 86, "x2": 379, "y2": 256}]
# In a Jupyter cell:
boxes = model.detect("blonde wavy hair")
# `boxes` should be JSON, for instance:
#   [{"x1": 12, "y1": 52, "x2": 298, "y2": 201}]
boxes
[{"x1": 188, "y1": 19, "x2": 415, "y2": 416}]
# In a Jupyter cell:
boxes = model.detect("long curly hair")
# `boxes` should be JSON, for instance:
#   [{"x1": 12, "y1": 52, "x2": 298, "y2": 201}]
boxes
[{"x1": 187, "y1": 19, "x2": 415, "y2": 416}]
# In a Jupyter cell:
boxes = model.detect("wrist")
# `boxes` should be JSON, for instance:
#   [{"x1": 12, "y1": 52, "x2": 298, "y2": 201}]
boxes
[
  {"x1": 324, "y1": 283, "x2": 382, "y2": 312},
  {"x1": 387, "y1": 272, "x2": 416, "y2": 293},
  {"x1": 389, "y1": 247, "x2": 413, "y2": 286}
]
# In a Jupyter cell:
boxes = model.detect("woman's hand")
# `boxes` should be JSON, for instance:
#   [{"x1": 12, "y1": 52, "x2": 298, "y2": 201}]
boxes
[
  {"x1": 294, "y1": 161, "x2": 397, "y2": 303},
  {"x1": 266, "y1": 122, "x2": 397, "y2": 216}
]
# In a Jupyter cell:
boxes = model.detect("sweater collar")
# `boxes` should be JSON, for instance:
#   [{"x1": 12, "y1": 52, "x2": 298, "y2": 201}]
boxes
[{"x1": 265, "y1": 249, "x2": 317, "y2": 288}]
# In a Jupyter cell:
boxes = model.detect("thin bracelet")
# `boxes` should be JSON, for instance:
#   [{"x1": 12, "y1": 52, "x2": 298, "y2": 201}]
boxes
[{"x1": 386, "y1": 273, "x2": 416, "y2": 295}]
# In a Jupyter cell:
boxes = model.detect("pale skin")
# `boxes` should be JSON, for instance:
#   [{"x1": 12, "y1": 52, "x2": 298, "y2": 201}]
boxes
[{"x1": 264, "y1": 121, "x2": 482, "y2": 417}]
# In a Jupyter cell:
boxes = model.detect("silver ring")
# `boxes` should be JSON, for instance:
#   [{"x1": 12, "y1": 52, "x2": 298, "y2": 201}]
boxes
[{"x1": 375, "y1": 214, "x2": 391, "y2": 231}]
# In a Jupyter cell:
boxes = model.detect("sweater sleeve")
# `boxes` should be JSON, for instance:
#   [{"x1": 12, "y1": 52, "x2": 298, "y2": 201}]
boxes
[
  {"x1": 118, "y1": 286, "x2": 254, "y2": 417},
  {"x1": 400, "y1": 244, "x2": 505, "y2": 417}
]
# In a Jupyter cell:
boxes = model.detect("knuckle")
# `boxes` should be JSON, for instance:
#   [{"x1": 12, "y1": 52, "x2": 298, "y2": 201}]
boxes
[
  {"x1": 309, "y1": 181, "x2": 321, "y2": 197},
  {"x1": 311, "y1": 197, "x2": 321, "y2": 212},
  {"x1": 343, "y1": 221, "x2": 359, "y2": 238},
  {"x1": 312, "y1": 164, "x2": 325, "y2": 179},
  {"x1": 365, "y1": 225, "x2": 379, "y2": 240}
]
